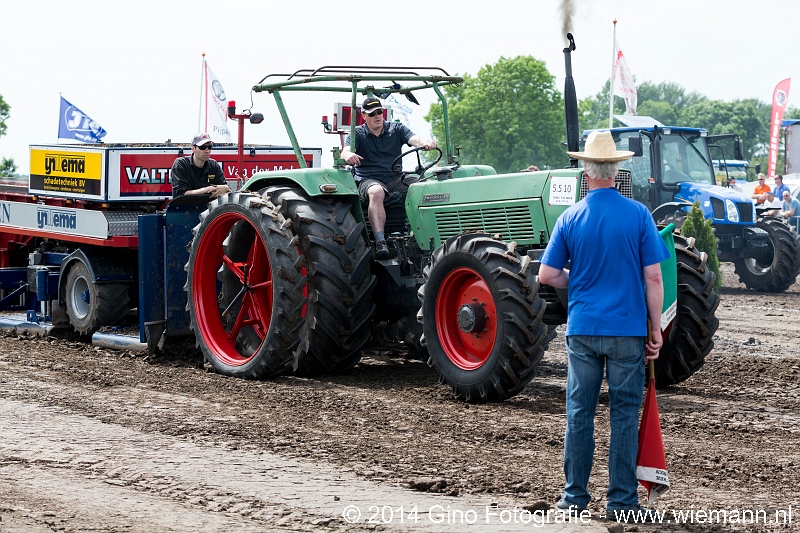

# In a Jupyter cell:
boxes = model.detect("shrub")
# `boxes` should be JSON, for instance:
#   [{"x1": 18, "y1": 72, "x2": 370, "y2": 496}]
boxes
[{"x1": 680, "y1": 201, "x2": 722, "y2": 291}]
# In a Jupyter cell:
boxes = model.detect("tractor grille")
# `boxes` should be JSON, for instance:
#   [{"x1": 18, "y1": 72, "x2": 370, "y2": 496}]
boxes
[
  {"x1": 711, "y1": 198, "x2": 725, "y2": 219},
  {"x1": 578, "y1": 170, "x2": 632, "y2": 200},
  {"x1": 710, "y1": 198, "x2": 754, "y2": 223},
  {"x1": 435, "y1": 206, "x2": 534, "y2": 241},
  {"x1": 738, "y1": 202, "x2": 753, "y2": 223}
]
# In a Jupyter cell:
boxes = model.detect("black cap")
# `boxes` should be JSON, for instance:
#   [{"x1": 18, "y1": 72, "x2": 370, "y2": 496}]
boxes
[{"x1": 361, "y1": 97, "x2": 384, "y2": 114}]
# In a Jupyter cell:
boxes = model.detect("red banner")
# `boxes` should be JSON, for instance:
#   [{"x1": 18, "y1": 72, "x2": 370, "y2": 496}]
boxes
[
  {"x1": 118, "y1": 153, "x2": 313, "y2": 197},
  {"x1": 768, "y1": 78, "x2": 791, "y2": 178}
]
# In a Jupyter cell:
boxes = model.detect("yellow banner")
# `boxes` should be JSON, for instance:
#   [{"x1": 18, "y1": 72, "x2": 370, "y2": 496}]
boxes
[{"x1": 30, "y1": 149, "x2": 103, "y2": 180}]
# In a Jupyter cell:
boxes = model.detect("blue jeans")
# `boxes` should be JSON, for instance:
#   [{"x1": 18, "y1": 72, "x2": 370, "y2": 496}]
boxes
[{"x1": 561, "y1": 335, "x2": 645, "y2": 511}]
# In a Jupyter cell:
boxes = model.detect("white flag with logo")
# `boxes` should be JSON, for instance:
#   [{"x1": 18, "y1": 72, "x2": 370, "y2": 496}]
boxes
[
  {"x1": 201, "y1": 60, "x2": 232, "y2": 143},
  {"x1": 385, "y1": 94, "x2": 413, "y2": 127},
  {"x1": 613, "y1": 39, "x2": 638, "y2": 116}
]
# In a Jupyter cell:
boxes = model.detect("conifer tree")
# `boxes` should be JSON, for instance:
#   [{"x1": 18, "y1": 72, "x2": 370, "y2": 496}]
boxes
[{"x1": 680, "y1": 201, "x2": 722, "y2": 291}]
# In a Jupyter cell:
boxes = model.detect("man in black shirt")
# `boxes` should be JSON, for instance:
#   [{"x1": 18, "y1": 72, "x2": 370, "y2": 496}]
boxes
[
  {"x1": 171, "y1": 133, "x2": 231, "y2": 198},
  {"x1": 340, "y1": 97, "x2": 436, "y2": 259}
]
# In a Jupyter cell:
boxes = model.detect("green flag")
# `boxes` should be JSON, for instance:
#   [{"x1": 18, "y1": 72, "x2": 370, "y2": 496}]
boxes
[{"x1": 658, "y1": 224, "x2": 678, "y2": 330}]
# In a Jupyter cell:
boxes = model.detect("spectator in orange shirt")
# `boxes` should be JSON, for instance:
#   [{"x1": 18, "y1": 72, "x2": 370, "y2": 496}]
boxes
[{"x1": 751, "y1": 174, "x2": 770, "y2": 205}]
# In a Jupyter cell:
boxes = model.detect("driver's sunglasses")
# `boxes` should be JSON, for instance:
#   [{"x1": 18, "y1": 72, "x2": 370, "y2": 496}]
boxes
[
  {"x1": 364, "y1": 110, "x2": 383, "y2": 117},
  {"x1": 196, "y1": 144, "x2": 213, "y2": 151}
]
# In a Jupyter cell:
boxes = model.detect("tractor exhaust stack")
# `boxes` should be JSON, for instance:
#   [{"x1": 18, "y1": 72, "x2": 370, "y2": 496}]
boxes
[{"x1": 563, "y1": 33, "x2": 580, "y2": 168}]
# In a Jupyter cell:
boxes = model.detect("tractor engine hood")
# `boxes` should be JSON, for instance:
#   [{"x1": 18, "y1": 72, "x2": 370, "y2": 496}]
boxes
[
  {"x1": 674, "y1": 182, "x2": 756, "y2": 225},
  {"x1": 674, "y1": 181, "x2": 752, "y2": 205}
]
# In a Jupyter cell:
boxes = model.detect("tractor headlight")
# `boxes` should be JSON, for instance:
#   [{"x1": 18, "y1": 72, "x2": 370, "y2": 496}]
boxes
[{"x1": 726, "y1": 199, "x2": 739, "y2": 222}]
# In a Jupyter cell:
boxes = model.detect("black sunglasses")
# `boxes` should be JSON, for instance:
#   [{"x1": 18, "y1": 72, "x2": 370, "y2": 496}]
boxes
[
  {"x1": 364, "y1": 110, "x2": 383, "y2": 117},
  {"x1": 196, "y1": 144, "x2": 213, "y2": 150}
]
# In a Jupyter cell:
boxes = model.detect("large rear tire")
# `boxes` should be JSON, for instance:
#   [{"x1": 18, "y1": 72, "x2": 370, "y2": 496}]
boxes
[
  {"x1": 419, "y1": 234, "x2": 548, "y2": 403},
  {"x1": 266, "y1": 187, "x2": 376, "y2": 376},
  {"x1": 733, "y1": 218, "x2": 799, "y2": 292},
  {"x1": 186, "y1": 193, "x2": 305, "y2": 379},
  {"x1": 655, "y1": 234, "x2": 720, "y2": 387},
  {"x1": 65, "y1": 261, "x2": 130, "y2": 336}
]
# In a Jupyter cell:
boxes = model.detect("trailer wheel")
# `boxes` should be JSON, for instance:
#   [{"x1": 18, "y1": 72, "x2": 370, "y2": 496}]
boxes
[
  {"x1": 419, "y1": 234, "x2": 547, "y2": 403},
  {"x1": 655, "y1": 234, "x2": 720, "y2": 387},
  {"x1": 64, "y1": 261, "x2": 130, "y2": 336},
  {"x1": 265, "y1": 187, "x2": 375, "y2": 376},
  {"x1": 733, "y1": 218, "x2": 799, "y2": 292},
  {"x1": 186, "y1": 193, "x2": 305, "y2": 378}
]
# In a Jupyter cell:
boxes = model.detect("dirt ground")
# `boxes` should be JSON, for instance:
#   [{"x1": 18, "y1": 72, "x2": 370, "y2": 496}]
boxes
[{"x1": 1, "y1": 262, "x2": 799, "y2": 532}]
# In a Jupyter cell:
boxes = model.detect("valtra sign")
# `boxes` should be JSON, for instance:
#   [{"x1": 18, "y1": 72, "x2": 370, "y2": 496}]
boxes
[{"x1": 118, "y1": 152, "x2": 315, "y2": 197}]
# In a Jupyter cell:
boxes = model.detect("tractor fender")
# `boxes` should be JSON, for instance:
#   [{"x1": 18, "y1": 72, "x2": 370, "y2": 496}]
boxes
[
  {"x1": 242, "y1": 167, "x2": 358, "y2": 199},
  {"x1": 651, "y1": 202, "x2": 690, "y2": 223}
]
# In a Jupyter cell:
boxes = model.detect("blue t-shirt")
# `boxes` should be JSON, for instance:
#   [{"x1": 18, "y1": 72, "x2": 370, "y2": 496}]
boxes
[
  {"x1": 782, "y1": 197, "x2": 800, "y2": 215},
  {"x1": 541, "y1": 188, "x2": 670, "y2": 337},
  {"x1": 773, "y1": 183, "x2": 791, "y2": 200},
  {"x1": 344, "y1": 121, "x2": 414, "y2": 183}
]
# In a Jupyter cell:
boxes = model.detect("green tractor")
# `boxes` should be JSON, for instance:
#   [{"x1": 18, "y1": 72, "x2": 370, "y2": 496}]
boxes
[{"x1": 185, "y1": 49, "x2": 719, "y2": 402}]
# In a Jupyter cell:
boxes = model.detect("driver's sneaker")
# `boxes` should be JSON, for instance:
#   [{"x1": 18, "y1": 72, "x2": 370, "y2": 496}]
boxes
[
  {"x1": 608, "y1": 505, "x2": 659, "y2": 524},
  {"x1": 375, "y1": 240, "x2": 390, "y2": 259}
]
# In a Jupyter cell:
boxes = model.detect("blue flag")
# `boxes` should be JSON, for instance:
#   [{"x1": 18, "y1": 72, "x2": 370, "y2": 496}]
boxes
[{"x1": 58, "y1": 96, "x2": 107, "y2": 143}]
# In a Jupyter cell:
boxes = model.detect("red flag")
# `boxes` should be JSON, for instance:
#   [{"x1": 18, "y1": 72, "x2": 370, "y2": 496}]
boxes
[
  {"x1": 768, "y1": 78, "x2": 791, "y2": 178},
  {"x1": 636, "y1": 360, "x2": 670, "y2": 504}
]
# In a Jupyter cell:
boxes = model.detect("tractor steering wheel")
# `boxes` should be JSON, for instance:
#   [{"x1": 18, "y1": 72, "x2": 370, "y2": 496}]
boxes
[{"x1": 390, "y1": 146, "x2": 443, "y2": 180}]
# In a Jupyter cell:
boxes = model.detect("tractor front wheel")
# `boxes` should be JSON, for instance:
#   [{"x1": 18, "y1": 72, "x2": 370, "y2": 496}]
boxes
[
  {"x1": 733, "y1": 218, "x2": 799, "y2": 292},
  {"x1": 419, "y1": 234, "x2": 548, "y2": 403},
  {"x1": 655, "y1": 234, "x2": 720, "y2": 387}
]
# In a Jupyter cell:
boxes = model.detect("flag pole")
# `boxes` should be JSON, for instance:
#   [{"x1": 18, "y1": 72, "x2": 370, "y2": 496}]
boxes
[
  {"x1": 608, "y1": 19, "x2": 617, "y2": 128},
  {"x1": 198, "y1": 53, "x2": 206, "y2": 133},
  {"x1": 58, "y1": 92, "x2": 62, "y2": 145}
]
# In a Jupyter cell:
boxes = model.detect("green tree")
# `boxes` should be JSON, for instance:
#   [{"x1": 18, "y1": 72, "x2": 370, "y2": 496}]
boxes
[
  {"x1": 635, "y1": 81, "x2": 706, "y2": 113},
  {"x1": 0, "y1": 93, "x2": 15, "y2": 174},
  {"x1": 578, "y1": 80, "x2": 706, "y2": 131},
  {"x1": 426, "y1": 55, "x2": 566, "y2": 172},
  {"x1": 578, "y1": 79, "x2": 620, "y2": 131},
  {"x1": 0, "y1": 93, "x2": 9, "y2": 138},
  {"x1": 0, "y1": 157, "x2": 17, "y2": 177},
  {"x1": 680, "y1": 98, "x2": 769, "y2": 163},
  {"x1": 680, "y1": 201, "x2": 722, "y2": 292}
]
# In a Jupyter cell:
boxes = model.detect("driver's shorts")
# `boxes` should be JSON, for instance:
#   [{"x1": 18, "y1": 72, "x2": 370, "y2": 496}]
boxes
[{"x1": 357, "y1": 176, "x2": 417, "y2": 205}]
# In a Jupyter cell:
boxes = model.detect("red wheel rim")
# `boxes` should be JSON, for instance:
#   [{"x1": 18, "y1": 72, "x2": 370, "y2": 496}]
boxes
[
  {"x1": 435, "y1": 267, "x2": 497, "y2": 370},
  {"x1": 193, "y1": 212, "x2": 273, "y2": 366}
]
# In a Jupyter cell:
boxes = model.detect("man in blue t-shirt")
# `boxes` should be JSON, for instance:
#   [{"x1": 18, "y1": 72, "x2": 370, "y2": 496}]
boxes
[
  {"x1": 772, "y1": 174, "x2": 791, "y2": 202},
  {"x1": 341, "y1": 97, "x2": 437, "y2": 259},
  {"x1": 539, "y1": 131, "x2": 670, "y2": 521},
  {"x1": 779, "y1": 189, "x2": 800, "y2": 231}
]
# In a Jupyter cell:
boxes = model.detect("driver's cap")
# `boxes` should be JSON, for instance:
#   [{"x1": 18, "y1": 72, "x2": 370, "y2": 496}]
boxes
[{"x1": 361, "y1": 97, "x2": 384, "y2": 114}]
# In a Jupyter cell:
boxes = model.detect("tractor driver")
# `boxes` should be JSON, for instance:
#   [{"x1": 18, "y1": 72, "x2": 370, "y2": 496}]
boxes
[
  {"x1": 171, "y1": 133, "x2": 231, "y2": 198},
  {"x1": 341, "y1": 97, "x2": 437, "y2": 260}
]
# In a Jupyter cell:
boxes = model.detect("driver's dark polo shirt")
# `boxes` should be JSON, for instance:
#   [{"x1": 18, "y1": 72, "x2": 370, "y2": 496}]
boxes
[
  {"x1": 344, "y1": 121, "x2": 414, "y2": 184},
  {"x1": 171, "y1": 155, "x2": 226, "y2": 197}
]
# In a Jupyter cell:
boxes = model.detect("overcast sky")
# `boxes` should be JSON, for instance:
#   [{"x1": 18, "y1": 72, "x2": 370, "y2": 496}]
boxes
[{"x1": 2, "y1": 0, "x2": 798, "y2": 175}]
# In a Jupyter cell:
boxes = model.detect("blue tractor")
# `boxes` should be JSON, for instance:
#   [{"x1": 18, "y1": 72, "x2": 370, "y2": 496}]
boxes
[{"x1": 590, "y1": 126, "x2": 799, "y2": 292}]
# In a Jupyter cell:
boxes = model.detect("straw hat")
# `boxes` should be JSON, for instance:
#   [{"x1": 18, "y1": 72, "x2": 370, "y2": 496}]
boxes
[{"x1": 567, "y1": 130, "x2": 633, "y2": 162}]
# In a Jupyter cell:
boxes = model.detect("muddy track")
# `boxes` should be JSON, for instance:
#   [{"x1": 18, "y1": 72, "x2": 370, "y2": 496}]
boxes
[{"x1": 0, "y1": 263, "x2": 798, "y2": 532}]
